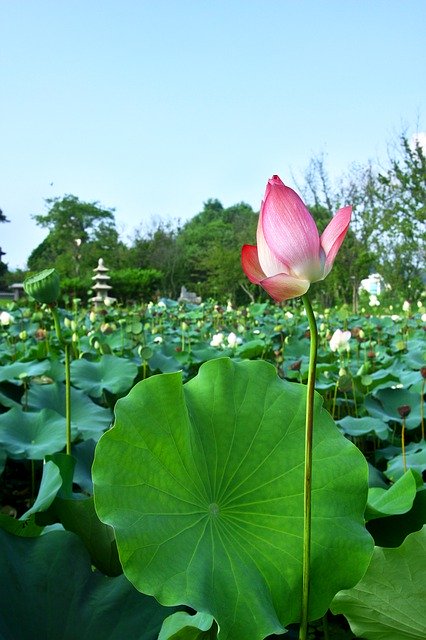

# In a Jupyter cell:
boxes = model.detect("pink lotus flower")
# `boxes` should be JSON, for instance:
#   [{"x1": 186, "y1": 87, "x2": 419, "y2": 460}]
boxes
[{"x1": 241, "y1": 175, "x2": 352, "y2": 301}]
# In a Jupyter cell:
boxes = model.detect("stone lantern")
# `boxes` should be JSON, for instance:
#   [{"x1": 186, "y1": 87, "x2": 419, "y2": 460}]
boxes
[{"x1": 90, "y1": 258, "x2": 116, "y2": 308}]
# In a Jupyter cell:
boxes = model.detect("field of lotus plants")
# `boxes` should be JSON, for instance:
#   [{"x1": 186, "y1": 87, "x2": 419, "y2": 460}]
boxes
[{"x1": 0, "y1": 290, "x2": 425, "y2": 639}]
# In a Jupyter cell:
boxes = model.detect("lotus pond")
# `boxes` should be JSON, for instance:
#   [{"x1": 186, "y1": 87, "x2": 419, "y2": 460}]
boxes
[{"x1": 0, "y1": 298, "x2": 425, "y2": 639}]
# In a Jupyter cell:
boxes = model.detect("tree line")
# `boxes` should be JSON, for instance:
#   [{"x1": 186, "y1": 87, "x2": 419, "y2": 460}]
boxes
[{"x1": 1, "y1": 133, "x2": 425, "y2": 307}]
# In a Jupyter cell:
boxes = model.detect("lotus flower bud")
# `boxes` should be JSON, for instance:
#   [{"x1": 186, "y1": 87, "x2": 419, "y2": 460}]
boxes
[{"x1": 24, "y1": 269, "x2": 60, "y2": 305}]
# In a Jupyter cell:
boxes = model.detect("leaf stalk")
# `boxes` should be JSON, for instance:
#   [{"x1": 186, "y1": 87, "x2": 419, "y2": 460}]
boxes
[
  {"x1": 51, "y1": 306, "x2": 72, "y2": 454},
  {"x1": 299, "y1": 294, "x2": 318, "y2": 640}
]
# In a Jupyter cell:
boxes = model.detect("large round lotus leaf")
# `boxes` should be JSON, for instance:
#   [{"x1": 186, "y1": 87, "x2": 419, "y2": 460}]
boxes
[
  {"x1": 332, "y1": 526, "x2": 426, "y2": 640},
  {"x1": 70, "y1": 354, "x2": 138, "y2": 398},
  {"x1": 0, "y1": 407, "x2": 67, "y2": 459},
  {"x1": 28, "y1": 381, "x2": 112, "y2": 440},
  {"x1": 0, "y1": 529, "x2": 175, "y2": 640},
  {"x1": 93, "y1": 358, "x2": 373, "y2": 640}
]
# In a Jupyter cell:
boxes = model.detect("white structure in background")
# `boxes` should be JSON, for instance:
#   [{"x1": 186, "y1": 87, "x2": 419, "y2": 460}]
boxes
[
  {"x1": 178, "y1": 285, "x2": 201, "y2": 304},
  {"x1": 90, "y1": 258, "x2": 116, "y2": 307},
  {"x1": 359, "y1": 273, "x2": 385, "y2": 296}
]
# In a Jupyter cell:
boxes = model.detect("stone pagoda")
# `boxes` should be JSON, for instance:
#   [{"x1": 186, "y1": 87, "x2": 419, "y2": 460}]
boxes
[{"x1": 90, "y1": 258, "x2": 116, "y2": 307}]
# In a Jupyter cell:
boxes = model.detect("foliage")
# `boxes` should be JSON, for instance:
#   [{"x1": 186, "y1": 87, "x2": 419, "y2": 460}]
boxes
[
  {"x1": 129, "y1": 221, "x2": 181, "y2": 296},
  {"x1": 339, "y1": 135, "x2": 426, "y2": 297},
  {"x1": 373, "y1": 136, "x2": 426, "y2": 294},
  {"x1": 0, "y1": 260, "x2": 425, "y2": 637},
  {"x1": 5, "y1": 127, "x2": 426, "y2": 310},
  {"x1": 93, "y1": 357, "x2": 372, "y2": 639},
  {"x1": 0, "y1": 261, "x2": 8, "y2": 290},
  {"x1": 109, "y1": 267, "x2": 163, "y2": 303},
  {"x1": 332, "y1": 526, "x2": 426, "y2": 639},
  {"x1": 28, "y1": 195, "x2": 128, "y2": 277},
  {"x1": 174, "y1": 199, "x2": 258, "y2": 303},
  {"x1": 0, "y1": 528, "x2": 175, "y2": 639},
  {"x1": 60, "y1": 275, "x2": 93, "y2": 301},
  {"x1": 300, "y1": 134, "x2": 426, "y2": 304}
]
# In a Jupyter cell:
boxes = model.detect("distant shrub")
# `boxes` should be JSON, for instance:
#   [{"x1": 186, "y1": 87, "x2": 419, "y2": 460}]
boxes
[
  {"x1": 60, "y1": 276, "x2": 93, "y2": 303},
  {"x1": 109, "y1": 268, "x2": 163, "y2": 302},
  {"x1": 55, "y1": 269, "x2": 163, "y2": 305}
]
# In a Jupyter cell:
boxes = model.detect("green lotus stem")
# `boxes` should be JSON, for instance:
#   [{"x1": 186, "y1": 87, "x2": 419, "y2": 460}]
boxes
[
  {"x1": 64, "y1": 342, "x2": 72, "y2": 455},
  {"x1": 51, "y1": 306, "x2": 72, "y2": 455},
  {"x1": 50, "y1": 305, "x2": 64, "y2": 344},
  {"x1": 299, "y1": 294, "x2": 318, "y2": 640},
  {"x1": 401, "y1": 419, "x2": 407, "y2": 473},
  {"x1": 351, "y1": 378, "x2": 358, "y2": 418},
  {"x1": 421, "y1": 379, "x2": 425, "y2": 441},
  {"x1": 331, "y1": 380, "x2": 338, "y2": 419}
]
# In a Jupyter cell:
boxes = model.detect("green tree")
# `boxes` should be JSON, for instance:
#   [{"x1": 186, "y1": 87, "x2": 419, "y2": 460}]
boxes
[
  {"x1": 336, "y1": 135, "x2": 426, "y2": 298},
  {"x1": 175, "y1": 200, "x2": 258, "y2": 303},
  {"x1": 372, "y1": 135, "x2": 426, "y2": 296},
  {"x1": 28, "y1": 195, "x2": 128, "y2": 276},
  {"x1": 129, "y1": 221, "x2": 179, "y2": 296}
]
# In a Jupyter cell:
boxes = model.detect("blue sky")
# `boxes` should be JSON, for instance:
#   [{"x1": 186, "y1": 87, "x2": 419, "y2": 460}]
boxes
[{"x1": 1, "y1": 0, "x2": 425, "y2": 269}]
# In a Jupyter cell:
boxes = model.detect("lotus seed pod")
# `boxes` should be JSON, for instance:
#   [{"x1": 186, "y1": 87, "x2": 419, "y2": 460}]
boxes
[
  {"x1": 397, "y1": 404, "x2": 411, "y2": 418},
  {"x1": 24, "y1": 269, "x2": 60, "y2": 305},
  {"x1": 89, "y1": 311, "x2": 97, "y2": 323},
  {"x1": 19, "y1": 330, "x2": 27, "y2": 340}
]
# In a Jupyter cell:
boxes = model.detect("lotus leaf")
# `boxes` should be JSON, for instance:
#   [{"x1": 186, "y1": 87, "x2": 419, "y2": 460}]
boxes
[{"x1": 93, "y1": 357, "x2": 373, "y2": 640}]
